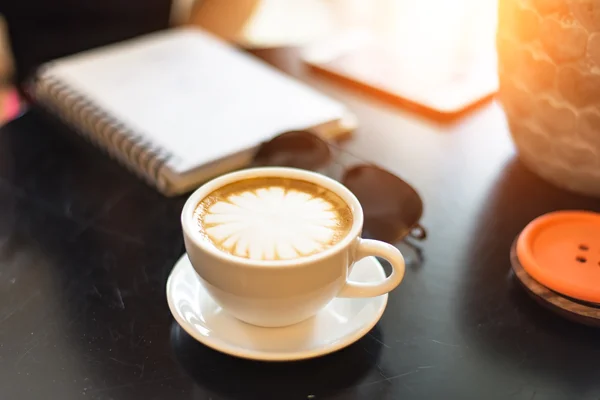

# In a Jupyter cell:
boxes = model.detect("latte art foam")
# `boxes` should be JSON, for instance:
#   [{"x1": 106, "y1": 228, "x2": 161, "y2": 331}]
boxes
[{"x1": 194, "y1": 177, "x2": 353, "y2": 261}]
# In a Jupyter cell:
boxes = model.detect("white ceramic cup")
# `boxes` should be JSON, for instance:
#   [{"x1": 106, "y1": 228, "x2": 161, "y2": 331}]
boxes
[{"x1": 181, "y1": 167, "x2": 405, "y2": 327}]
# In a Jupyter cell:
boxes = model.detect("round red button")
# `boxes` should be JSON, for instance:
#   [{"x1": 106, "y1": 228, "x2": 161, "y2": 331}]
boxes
[{"x1": 517, "y1": 210, "x2": 600, "y2": 304}]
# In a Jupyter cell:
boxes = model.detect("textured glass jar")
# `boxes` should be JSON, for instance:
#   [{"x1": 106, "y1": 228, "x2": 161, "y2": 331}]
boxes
[{"x1": 497, "y1": 0, "x2": 600, "y2": 196}]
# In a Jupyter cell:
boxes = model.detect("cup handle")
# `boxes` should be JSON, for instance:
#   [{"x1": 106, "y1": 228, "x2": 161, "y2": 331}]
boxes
[{"x1": 337, "y1": 239, "x2": 405, "y2": 298}]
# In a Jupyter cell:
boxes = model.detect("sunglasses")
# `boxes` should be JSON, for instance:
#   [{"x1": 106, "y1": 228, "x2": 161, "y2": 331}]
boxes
[{"x1": 251, "y1": 130, "x2": 426, "y2": 244}]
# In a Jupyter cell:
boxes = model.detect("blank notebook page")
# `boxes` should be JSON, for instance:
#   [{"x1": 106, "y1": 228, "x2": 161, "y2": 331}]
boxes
[{"x1": 41, "y1": 28, "x2": 346, "y2": 174}]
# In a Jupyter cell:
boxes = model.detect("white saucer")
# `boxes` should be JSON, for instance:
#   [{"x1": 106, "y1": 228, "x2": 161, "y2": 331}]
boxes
[{"x1": 166, "y1": 254, "x2": 389, "y2": 361}]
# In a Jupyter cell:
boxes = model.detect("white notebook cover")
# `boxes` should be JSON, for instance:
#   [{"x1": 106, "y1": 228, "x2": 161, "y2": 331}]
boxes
[{"x1": 30, "y1": 27, "x2": 351, "y2": 196}]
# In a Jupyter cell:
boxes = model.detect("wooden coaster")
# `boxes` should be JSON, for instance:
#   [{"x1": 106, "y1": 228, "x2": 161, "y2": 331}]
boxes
[{"x1": 510, "y1": 238, "x2": 600, "y2": 327}]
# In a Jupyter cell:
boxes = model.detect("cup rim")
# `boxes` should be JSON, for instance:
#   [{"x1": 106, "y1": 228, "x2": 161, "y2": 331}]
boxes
[{"x1": 181, "y1": 167, "x2": 364, "y2": 268}]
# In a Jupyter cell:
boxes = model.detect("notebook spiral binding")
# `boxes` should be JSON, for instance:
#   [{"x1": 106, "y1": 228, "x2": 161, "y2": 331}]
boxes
[{"x1": 29, "y1": 69, "x2": 176, "y2": 195}]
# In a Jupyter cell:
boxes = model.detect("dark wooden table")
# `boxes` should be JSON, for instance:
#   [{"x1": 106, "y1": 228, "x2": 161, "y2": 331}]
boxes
[{"x1": 1, "y1": 49, "x2": 600, "y2": 400}]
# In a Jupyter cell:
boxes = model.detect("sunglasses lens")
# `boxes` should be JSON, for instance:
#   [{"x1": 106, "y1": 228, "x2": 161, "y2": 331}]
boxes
[
  {"x1": 342, "y1": 165, "x2": 423, "y2": 243},
  {"x1": 253, "y1": 131, "x2": 331, "y2": 171}
]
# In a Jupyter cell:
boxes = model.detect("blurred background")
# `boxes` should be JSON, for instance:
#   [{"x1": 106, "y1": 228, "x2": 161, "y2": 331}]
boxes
[{"x1": 0, "y1": 0, "x2": 498, "y2": 124}]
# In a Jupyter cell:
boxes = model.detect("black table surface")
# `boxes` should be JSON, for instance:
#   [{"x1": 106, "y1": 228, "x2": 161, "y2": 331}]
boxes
[{"x1": 2, "y1": 55, "x2": 600, "y2": 400}]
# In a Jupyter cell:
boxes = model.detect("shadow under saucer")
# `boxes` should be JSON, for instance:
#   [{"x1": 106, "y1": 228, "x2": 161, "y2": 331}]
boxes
[{"x1": 170, "y1": 321, "x2": 383, "y2": 399}]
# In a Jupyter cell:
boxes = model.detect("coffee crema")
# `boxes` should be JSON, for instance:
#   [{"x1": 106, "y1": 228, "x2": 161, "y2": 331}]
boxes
[{"x1": 194, "y1": 177, "x2": 353, "y2": 261}]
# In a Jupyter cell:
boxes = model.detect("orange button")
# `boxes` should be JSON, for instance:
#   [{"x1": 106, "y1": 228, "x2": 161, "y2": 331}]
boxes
[{"x1": 517, "y1": 210, "x2": 600, "y2": 304}]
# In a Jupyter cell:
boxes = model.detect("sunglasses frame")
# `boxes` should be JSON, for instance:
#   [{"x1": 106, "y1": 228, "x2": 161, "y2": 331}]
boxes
[{"x1": 252, "y1": 130, "x2": 426, "y2": 244}]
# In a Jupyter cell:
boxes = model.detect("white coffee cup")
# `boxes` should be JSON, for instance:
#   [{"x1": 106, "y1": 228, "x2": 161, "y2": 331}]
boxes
[{"x1": 181, "y1": 167, "x2": 405, "y2": 327}]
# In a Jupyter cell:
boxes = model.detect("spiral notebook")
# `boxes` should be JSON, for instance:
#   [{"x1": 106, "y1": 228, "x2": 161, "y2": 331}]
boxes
[{"x1": 28, "y1": 28, "x2": 354, "y2": 196}]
